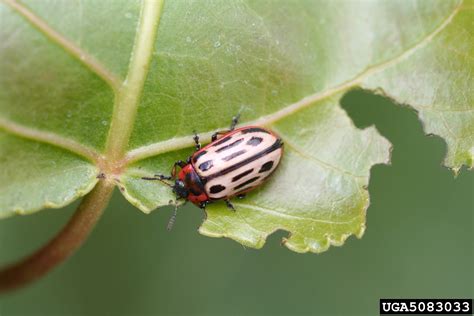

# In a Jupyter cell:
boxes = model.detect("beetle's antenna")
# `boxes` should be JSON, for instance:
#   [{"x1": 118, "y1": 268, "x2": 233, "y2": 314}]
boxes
[
  {"x1": 167, "y1": 201, "x2": 179, "y2": 231},
  {"x1": 141, "y1": 176, "x2": 173, "y2": 188}
]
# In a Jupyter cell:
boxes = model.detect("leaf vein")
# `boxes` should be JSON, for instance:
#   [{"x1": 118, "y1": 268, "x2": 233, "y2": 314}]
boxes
[
  {"x1": 104, "y1": 0, "x2": 164, "y2": 163},
  {"x1": 278, "y1": 134, "x2": 367, "y2": 179},
  {"x1": 2, "y1": 0, "x2": 121, "y2": 91},
  {"x1": 233, "y1": 202, "x2": 356, "y2": 225},
  {"x1": 0, "y1": 116, "x2": 101, "y2": 163}
]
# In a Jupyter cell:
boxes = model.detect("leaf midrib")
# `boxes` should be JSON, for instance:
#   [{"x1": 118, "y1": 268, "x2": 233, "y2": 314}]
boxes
[
  {"x1": 0, "y1": 0, "x2": 463, "y2": 176},
  {"x1": 104, "y1": 0, "x2": 163, "y2": 165}
]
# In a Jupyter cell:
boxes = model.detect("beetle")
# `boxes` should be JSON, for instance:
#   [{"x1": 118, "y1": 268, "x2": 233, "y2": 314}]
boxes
[{"x1": 142, "y1": 115, "x2": 284, "y2": 229}]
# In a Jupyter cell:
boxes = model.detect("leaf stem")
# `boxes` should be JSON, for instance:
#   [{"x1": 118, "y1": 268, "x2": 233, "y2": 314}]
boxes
[
  {"x1": 0, "y1": 180, "x2": 114, "y2": 293},
  {"x1": 105, "y1": 0, "x2": 164, "y2": 163}
]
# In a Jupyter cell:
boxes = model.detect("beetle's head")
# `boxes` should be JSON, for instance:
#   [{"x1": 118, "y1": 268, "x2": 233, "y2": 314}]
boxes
[{"x1": 172, "y1": 179, "x2": 189, "y2": 199}]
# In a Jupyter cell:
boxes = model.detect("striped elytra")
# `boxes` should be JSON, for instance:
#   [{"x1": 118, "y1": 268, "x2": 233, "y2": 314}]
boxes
[
  {"x1": 142, "y1": 120, "x2": 284, "y2": 229},
  {"x1": 191, "y1": 126, "x2": 283, "y2": 200}
]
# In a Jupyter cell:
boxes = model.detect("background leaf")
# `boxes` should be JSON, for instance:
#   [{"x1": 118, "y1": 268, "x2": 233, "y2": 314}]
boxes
[{"x1": 0, "y1": 0, "x2": 472, "y2": 253}]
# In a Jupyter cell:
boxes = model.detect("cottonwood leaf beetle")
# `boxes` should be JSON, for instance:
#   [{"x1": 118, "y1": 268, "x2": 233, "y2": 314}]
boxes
[{"x1": 143, "y1": 115, "x2": 284, "y2": 229}]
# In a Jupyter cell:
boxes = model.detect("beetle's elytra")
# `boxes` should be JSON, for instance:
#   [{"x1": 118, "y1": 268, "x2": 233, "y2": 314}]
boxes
[{"x1": 142, "y1": 115, "x2": 284, "y2": 229}]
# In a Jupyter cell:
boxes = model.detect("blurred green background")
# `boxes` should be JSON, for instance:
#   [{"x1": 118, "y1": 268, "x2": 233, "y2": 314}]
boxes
[{"x1": 0, "y1": 90, "x2": 472, "y2": 316}]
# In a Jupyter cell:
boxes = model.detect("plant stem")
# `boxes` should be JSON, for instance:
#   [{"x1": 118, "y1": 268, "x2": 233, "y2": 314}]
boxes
[
  {"x1": 0, "y1": 0, "x2": 164, "y2": 293},
  {"x1": 0, "y1": 181, "x2": 114, "y2": 293}
]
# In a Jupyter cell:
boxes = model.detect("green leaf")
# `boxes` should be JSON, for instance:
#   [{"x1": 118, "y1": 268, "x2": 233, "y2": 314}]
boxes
[
  {"x1": 0, "y1": 132, "x2": 98, "y2": 219},
  {"x1": 0, "y1": 0, "x2": 471, "y2": 253}
]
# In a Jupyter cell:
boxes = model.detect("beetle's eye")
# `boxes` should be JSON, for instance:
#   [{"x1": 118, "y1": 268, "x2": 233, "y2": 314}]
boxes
[{"x1": 172, "y1": 180, "x2": 189, "y2": 198}]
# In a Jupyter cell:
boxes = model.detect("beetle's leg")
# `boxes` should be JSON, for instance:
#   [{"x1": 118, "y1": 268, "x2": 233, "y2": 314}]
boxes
[
  {"x1": 237, "y1": 193, "x2": 246, "y2": 199},
  {"x1": 199, "y1": 201, "x2": 209, "y2": 210},
  {"x1": 170, "y1": 160, "x2": 186, "y2": 178},
  {"x1": 230, "y1": 113, "x2": 240, "y2": 131},
  {"x1": 193, "y1": 130, "x2": 201, "y2": 151},
  {"x1": 225, "y1": 199, "x2": 236, "y2": 212},
  {"x1": 210, "y1": 114, "x2": 241, "y2": 141},
  {"x1": 211, "y1": 131, "x2": 228, "y2": 141},
  {"x1": 143, "y1": 159, "x2": 186, "y2": 182}
]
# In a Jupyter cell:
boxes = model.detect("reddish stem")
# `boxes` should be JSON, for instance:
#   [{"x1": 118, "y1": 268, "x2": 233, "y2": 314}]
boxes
[{"x1": 0, "y1": 181, "x2": 114, "y2": 293}]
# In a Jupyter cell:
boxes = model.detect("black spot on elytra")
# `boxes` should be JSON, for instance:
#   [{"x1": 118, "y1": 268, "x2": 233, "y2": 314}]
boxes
[
  {"x1": 247, "y1": 136, "x2": 263, "y2": 146},
  {"x1": 192, "y1": 150, "x2": 207, "y2": 163},
  {"x1": 259, "y1": 161, "x2": 274, "y2": 173},
  {"x1": 216, "y1": 138, "x2": 244, "y2": 152},
  {"x1": 234, "y1": 176, "x2": 259, "y2": 190},
  {"x1": 209, "y1": 184, "x2": 226, "y2": 194},
  {"x1": 213, "y1": 135, "x2": 232, "y2": 146},
  {"x1": 222, "y1": 150, "x2": 246, "y2": 161},
  {"x1": 198, "y1": 160, "x2": 213, "y2": 171},
  {"x1": 232, "y1": 169, "x2": 253, "y2": 182}
]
